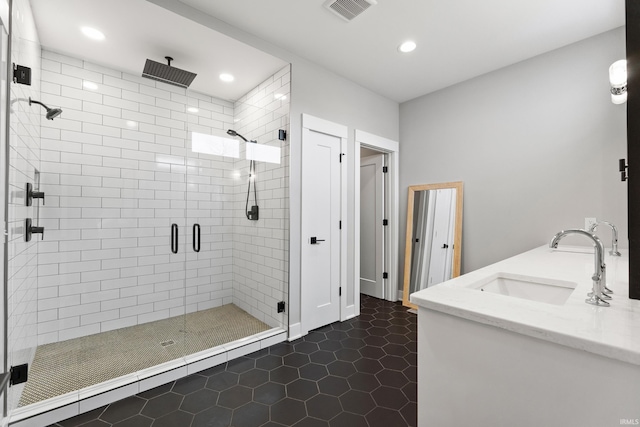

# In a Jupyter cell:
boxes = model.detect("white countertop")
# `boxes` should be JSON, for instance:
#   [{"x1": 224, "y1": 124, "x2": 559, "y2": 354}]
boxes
[{"x1": 410, "y1": 245, "x2": 640, "y2": 366}]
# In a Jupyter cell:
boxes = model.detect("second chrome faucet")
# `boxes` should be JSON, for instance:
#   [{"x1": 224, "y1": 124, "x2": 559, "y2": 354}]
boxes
[
  {"x1": 588, "y1": 220, "x2": 621, "y2": 257},
  {"x1": 549, "y1": 229, "x2": 610, "y2": 307}
]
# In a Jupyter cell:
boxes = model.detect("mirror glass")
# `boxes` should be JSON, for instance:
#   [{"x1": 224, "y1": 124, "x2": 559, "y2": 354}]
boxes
[{"x1": 402, "y1": 182, "x2": 463, "y2": 309}]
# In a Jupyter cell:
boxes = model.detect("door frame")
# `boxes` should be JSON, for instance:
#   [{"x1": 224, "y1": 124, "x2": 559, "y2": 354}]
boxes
[
  {"x1": 354, "y1": 130, "x2": 399, "y2": 305},
  {"x1": 1, "y1": 4, "x2": 9, "y2": 420},
  {"x1": 298, "y1": 114, "x2": 348, "y2": 337}
]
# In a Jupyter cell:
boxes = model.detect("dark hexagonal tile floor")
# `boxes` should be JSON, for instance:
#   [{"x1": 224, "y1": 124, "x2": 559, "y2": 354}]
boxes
[{"x1": 50, "y1": 295, "x2": 417, "y2": 427}]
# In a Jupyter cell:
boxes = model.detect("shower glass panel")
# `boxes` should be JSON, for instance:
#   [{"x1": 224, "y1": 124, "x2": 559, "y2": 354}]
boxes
[
  {"x1": 23, "y1": 70, "x2": 191, "y2": 406},
  {"x1": 12, "y1": 50, "x2": 290, "y2": 413},
  {"x1": 7, "y1": 37, "x2": 44, "y2": 411},
  {"x1": 0, "y1": 13, "x2": 10, "y2": 415},
  {"x1": 183, "y1": 72, "x2": 291, "y2": 356}
]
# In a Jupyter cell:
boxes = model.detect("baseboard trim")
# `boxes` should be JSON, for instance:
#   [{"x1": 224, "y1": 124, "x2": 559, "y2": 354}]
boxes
[
  {"x1": 288, "y1": 322, "x2": 302, "y2": 341},
  {"x1": 342, "y1": 304, "x2": 356, "y2": 321}
]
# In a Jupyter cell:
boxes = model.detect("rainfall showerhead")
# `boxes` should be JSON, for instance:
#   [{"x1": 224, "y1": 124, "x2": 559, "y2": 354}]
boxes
[
  {"x1": 142, "y1": 56, "x2": 197, "y2": 88},
  {"x1": 227, "y1": 129, "x2": 249, "y2": 142},
  {"x1": 29, "y1": 97, "x2": 62, "y2": 120}
]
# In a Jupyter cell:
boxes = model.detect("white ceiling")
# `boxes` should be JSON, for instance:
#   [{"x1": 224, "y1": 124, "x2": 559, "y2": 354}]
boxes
[
  {"x1": 29, "y1": 0, "x2": 288, "y2": 101},
  {"x1": 30, "y1": 0, "x2": 625, "y2": 104}
]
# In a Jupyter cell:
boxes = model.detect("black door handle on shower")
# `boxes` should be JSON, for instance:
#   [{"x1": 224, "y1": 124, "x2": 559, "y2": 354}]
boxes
[
  {"x1": 25, "y1": 218, "x2": 44, "y2": 242},
  {"x1": 171, "y1": 224, "x2": 178, "y2": 254},
  {"x1": 310, "y1": 237, "x2": 325, "y2": 244},
  {"x1": 193, "y1": 224, "x2": 200, "y2": 253}
]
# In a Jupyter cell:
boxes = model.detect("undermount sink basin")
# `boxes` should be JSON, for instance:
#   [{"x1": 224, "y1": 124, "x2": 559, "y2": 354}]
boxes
[{"x1": 473, "y1": 273, "x2": 577, "y2": 306}]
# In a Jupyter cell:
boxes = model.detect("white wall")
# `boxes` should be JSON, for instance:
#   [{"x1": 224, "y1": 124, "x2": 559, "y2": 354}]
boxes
[
  {"x1": 399, "y1": 27, "x2": 627, "y2": 277},
  {"x1": 7, "y1": 0, "x2": 41, "y2": 412},
  {"x1": 288, "y1": 61, "x2": 398, "y2": 334}
]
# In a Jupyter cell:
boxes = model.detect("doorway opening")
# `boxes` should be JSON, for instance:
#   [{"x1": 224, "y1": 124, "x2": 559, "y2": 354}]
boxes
[{"x1": 355, "y1": 131, "x2": 399, "y2": 312}]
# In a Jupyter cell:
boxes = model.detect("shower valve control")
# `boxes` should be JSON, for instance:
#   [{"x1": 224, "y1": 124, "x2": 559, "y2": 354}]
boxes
[
  {"x1": 248, "y1": 205, "x2": 259, "y2": 221},
  {"x1": 25, "y1": 218, "x2": 44, "y2": 242},
  {"x1": 26, "y1": 183, "x2": 45, "y2": 206}
]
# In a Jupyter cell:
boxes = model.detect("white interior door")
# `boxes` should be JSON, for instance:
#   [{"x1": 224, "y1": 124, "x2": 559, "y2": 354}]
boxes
[
  {"x1": 301, "y1": 127, "x2": 342, "y2": 331},
  {"x1": 359, "y1": 154, "x2": 384, "y2": 298}
]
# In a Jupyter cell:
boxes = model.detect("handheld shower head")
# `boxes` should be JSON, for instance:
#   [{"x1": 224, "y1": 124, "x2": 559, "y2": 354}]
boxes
[
  {"x1": 226, "y1": 129, "x2": 248, "y2": 142},
  {"x1": 29, "y1": 97, "x2": 63, "y2": 120}
]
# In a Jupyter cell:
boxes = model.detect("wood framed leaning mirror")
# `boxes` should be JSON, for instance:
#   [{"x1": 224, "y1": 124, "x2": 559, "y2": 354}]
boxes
[{"x1": 402, "y1": 182, "x2": 463, "y2": 309}]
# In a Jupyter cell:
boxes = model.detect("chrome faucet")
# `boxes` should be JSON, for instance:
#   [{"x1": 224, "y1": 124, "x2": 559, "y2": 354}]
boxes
[
  {"x1": 587, "y1": 220, "x2": 619, "y2": 295},
  {"x1": 587, "y1": 220, "x2": 621, "y2": 257},
  {"x1": 549, "y1": 229, "x2": 609, "y2": 307}
]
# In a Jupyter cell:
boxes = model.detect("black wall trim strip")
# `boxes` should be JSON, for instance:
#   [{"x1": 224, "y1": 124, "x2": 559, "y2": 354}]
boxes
[{"x1": 627, "y1": 0, "x2": 639, "y2": 299}]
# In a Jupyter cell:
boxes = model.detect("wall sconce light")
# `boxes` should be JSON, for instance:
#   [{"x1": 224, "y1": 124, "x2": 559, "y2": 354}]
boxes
[{"x1": 609, "y1": 59, "x2": 627, "y2": 104}]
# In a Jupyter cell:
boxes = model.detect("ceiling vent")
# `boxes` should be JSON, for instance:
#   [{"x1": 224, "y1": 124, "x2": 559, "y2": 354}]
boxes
[{"x1": 323, "y1": 0, "x2": 377, "y2": 22}]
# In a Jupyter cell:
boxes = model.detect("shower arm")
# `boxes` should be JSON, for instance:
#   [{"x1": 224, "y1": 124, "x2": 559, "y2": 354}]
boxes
[{"x1": 28, "y1": 98, "x2": 49, "y2": 109}]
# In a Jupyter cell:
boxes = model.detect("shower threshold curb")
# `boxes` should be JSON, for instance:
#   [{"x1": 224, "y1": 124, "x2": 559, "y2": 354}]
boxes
[{"x1": 8, "y1": 328, "x2": 287, "y2": 427}]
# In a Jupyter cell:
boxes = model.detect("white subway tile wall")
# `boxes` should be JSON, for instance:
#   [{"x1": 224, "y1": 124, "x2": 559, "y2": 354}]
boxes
[
  {"x1": 7, "y1": 0, "x2": 42, "y2": 412},
  {"x1": 37, "y1": 51, "x2": 290, "y2": 344},
  {"x1": 232, "y1": 66, "x2": 290, "y2": 328}
]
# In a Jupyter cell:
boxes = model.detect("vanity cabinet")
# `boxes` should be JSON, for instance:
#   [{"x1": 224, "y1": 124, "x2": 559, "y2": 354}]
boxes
[{"x1": 411, "y1": 246, "x2": 640, "y2": 426}]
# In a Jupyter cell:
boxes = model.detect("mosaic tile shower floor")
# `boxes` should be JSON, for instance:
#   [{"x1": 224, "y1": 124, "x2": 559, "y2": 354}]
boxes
[{"x1": 21, "y1": 304, "x2": 270, "y2": 406}]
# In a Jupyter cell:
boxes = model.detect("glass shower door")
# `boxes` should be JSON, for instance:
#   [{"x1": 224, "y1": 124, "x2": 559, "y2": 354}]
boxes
[
  {"x1": 182, "y1": 84, "x2": 291, "y2": 361},
  {"x1": 16, "y1": 65, "x2": 190, "y2": 409},
  {"x1": 183, "y1": 91, "x2": 238, "y2": 358}
]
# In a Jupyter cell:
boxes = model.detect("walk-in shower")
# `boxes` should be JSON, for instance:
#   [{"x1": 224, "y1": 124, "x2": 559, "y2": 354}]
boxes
[{"x1": 6, "y1": 43, "x2": 291, "y2": 421}]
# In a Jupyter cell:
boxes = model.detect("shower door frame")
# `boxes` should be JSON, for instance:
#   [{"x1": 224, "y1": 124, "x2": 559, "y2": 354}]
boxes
[{"x1": 1, "y1": 2, "x2": 11, "y2": 420}]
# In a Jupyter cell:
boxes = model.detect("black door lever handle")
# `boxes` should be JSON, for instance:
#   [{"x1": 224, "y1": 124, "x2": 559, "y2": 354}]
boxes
[{"x1": 310, "y1": 237, "x2": 326, "y2": 244}]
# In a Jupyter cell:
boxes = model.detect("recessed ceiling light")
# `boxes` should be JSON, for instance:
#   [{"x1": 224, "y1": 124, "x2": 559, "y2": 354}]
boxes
[
  {"x1": 398, "y1": 41, "x2": 417, "y2": 53},
  {"x1": 81, "y1": 26, "x2": 105, "y2": 41},
  {"x1": 83, "y1": 81, "x2": 98, "y2": 90},
  {"x1": 187, "y1": 107, "x2": 199, "y2": 113},
  {"x1": 219, "y1": 73, "x2": 234, "y2": 83}
]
